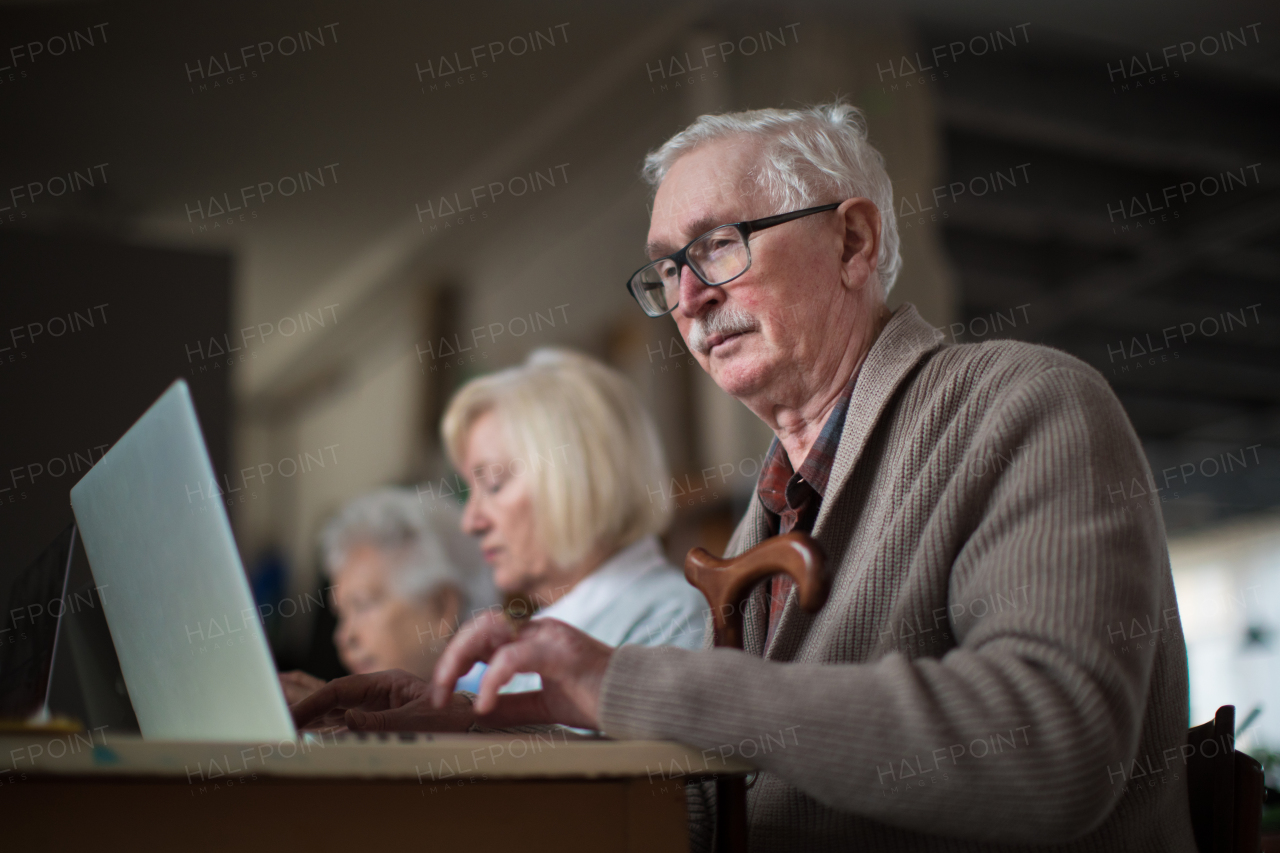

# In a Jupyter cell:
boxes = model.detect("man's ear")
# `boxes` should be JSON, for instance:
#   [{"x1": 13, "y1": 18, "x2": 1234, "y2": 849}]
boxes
[{"x1": 838, "y1": 197, "x2": 881, "y2": 292}]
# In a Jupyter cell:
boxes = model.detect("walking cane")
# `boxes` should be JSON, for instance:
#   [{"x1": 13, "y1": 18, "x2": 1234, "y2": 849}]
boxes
[{"x1": 683, "y1": 531, "x2": 828, "y2": 853}]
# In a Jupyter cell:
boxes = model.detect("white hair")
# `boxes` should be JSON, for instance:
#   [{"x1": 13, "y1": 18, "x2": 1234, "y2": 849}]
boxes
[
  {"x1": 321, "y1": 488, "x2": 496, "y2": 613},
  {"x1": 442, "y1": 348, "x2": 672, "y2": 567},
  {"x1": 642, "y1": 100, "x2": 902, "y2": 293}
]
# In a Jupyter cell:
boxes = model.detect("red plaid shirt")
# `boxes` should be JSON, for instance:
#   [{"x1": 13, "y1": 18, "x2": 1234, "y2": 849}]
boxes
[{"x1": 756, "y1": 376, "x2": 855, "y2": 646}]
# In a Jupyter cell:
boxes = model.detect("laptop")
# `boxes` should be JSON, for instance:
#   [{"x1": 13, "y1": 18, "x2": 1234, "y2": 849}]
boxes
[
  {"x1": 69, "y1": 380, "x2": 296, "y2": 742},
  {"x1": 0, "y1": 523, "x2": 75, "y2": 720},
  {"x1": 0, "y1": 522, "x2": 139, "y2": 734}
]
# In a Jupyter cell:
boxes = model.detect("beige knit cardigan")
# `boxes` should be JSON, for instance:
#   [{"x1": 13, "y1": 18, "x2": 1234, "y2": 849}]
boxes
[{"x1": 599, "y1": 304, "x2": 1195, "y2": 852}]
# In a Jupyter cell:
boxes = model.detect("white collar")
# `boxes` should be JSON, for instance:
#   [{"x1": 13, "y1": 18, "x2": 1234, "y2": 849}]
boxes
[{"x1": 532, "y1": 535, "x2": 669, "y2": 631}]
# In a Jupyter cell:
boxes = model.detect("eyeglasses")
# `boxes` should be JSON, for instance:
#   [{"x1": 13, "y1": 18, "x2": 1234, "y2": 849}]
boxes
[{"x1": 625, "y1": 203, "x2": 841, "y2": 317}]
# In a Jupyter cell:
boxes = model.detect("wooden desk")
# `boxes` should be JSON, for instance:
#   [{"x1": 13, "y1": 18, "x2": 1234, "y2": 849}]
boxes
[{"x1": 1, "y1": 730, "x2": 748, "y2": 851}]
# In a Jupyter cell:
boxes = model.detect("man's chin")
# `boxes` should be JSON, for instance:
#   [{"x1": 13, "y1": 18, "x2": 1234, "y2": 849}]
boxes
[{"x1": 708, "y1": 350, "x2": 769, "y2": 398}]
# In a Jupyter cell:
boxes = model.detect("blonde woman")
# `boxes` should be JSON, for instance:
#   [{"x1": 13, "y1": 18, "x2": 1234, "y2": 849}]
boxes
[{"x1": 443, "y1": 348, "x2": 706, "y2": 694}]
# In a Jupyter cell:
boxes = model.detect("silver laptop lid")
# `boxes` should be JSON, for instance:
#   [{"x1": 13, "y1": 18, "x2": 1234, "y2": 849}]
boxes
[{"x1": 69, "y1": 380, "x2": 295, "y2": 742}]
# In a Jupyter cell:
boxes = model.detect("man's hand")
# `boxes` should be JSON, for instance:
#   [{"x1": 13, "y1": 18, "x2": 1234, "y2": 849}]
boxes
[
  {"x1": 290, "y1": 669, "x2": 476, "y2": 732},
  {"x1": 278, "y1": 670, "x2": 327, "y2": 705},
  {"x1": 429, "y1": 612, "x2": 614, "y2": 731},
  {"x1": 291, "y1": 614, "x2": 615, "y2": 733}
]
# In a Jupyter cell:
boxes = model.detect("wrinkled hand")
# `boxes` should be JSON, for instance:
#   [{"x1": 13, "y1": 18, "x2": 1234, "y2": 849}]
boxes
[
  {"x1": 429, "y1": 612, "x2": 614, "y2": 731},
  {"x1": 290, "y1": 669, "x2": 476, "y2": 732},
  {"x1": 278, "y1": 670, "x2": 327, "y2": 705}
]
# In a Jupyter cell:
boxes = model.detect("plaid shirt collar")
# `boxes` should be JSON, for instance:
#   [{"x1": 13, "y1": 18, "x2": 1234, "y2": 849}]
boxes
[{"x1": 756, "y1": 374, "x2": 856, "y2": 523}]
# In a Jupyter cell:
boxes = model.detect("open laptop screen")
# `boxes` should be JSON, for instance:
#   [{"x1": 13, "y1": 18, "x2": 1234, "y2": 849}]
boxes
[{"x1": 69, "y1": 380, "x2": 295, "y2": 742}]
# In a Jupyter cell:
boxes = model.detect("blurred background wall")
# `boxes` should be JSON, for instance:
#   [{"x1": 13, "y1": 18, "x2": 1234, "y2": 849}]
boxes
[{"x1": 1, "y1": 0, "x2": 1277, "y2": 746}]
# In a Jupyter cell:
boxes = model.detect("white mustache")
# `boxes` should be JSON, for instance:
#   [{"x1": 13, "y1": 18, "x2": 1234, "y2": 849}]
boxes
[{"x1": 688, "y1": 306, "x2": 759, "y2": 355}]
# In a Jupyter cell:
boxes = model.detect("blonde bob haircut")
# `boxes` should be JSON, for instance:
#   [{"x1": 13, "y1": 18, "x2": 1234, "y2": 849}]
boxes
[{"x1": 441, "y1": 348, "x2": 673, "y2": 568}]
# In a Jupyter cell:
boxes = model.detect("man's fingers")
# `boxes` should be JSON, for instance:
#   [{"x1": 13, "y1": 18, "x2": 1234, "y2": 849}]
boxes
[
  {"x1": 476, "y1": 639, "x2": 555, "y2": 714},
  {"x1": 431, "y1": 612, "x2": 517, "y2": 707}
]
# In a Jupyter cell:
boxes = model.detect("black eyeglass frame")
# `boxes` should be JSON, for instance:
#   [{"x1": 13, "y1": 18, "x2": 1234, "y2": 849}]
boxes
[{"x1": 625, "y1": 202, "x2": 842, "y2": 317}]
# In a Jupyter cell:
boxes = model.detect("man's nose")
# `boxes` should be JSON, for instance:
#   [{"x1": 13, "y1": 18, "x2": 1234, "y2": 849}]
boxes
[
  {"x1": 334, "y1": 621, "x2": 356, "y2": 649},
  {"x1": 677, "y1": 263, "x2": 721, "y2": 319}
]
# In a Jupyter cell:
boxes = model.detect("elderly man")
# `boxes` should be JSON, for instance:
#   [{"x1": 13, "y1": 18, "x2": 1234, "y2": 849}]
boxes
[{"x1": 294, "y1": 102, "x2": 1192, "y2": 851}]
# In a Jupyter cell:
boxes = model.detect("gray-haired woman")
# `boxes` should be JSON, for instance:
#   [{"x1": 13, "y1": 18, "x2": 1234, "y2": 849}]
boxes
[{"x1": 279, "y1": 489, "x2": 496, "y2": 704}]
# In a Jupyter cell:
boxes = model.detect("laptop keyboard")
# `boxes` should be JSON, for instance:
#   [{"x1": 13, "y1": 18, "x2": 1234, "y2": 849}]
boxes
[{"x1": 304, "y1": 729, "x2": 438, "y2": 745}]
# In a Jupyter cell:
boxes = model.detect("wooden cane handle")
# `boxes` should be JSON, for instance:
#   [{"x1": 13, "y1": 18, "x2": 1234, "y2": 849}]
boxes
[{"x1": 684, "y1": 532, "x2": 827, "y2": 649}]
